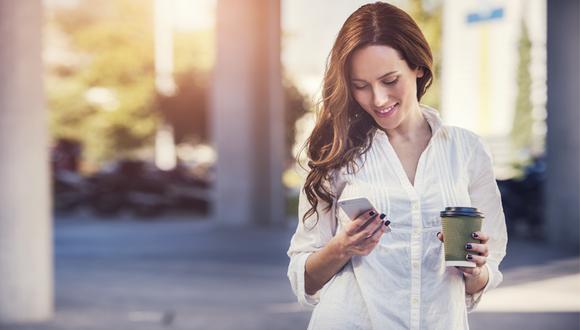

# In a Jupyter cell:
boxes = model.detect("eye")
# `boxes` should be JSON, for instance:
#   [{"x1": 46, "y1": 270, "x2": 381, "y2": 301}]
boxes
[
  {"x1": 382, "y1": 78, "x2": 399, "y2": 86},
  {"x1": 352, "y1": 84, "x2": 367, "y2": 90}
]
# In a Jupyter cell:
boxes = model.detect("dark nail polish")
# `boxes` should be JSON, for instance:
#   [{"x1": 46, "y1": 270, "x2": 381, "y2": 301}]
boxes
[
  {"x1": 466, "y1": 254, "x2": 473, "y2": 260},
  {"x1": 384, "y1": 220, "x2": 391, "y2": 226},
  {"x1": 465, "y1": 243, "x2": 472, "y2": 250},
  {"x1": 369, "y1": 211, "x2": 376, "y2": 216},
  {"x1": 478, "y1": 253, "x2": 483, "y2": 256},
  {"x1": 379, "y1": 213, "x2": 386, "y2": 220},
  {"x1": 436, "y1": 232, "x2": 441, "y2": 237},
  {"x1": 472, "y1": 232, "x2": 479, "y2": 239}
]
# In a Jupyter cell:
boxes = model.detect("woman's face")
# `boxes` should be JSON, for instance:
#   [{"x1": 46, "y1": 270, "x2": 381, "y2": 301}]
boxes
[{"x1": 349, "y1": 45, "x2": 423, "y2": 131}]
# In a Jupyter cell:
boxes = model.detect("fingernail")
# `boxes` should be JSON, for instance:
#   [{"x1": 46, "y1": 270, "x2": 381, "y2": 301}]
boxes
[
  {"x1": 465, "y1": 243, "x2": 472, "y2": 250},
  {"x1": 466, "y1": 254, "x2": 473, "y2": 260},
  {"x1": 436, "y1": 232, "x2": 441, "y2": 237},
  {"x1": 472, "y1": 232, "x2": 479, "y2": 238},
  {"x1": 384, "y1": 220, "x2": 391, "y2": 226},
  {"x1": 379, "y1": 213, "x2": 386, "y2": 219},
  {"x1": 369, "y1": 211, "x2": 376, "y2": 216}
]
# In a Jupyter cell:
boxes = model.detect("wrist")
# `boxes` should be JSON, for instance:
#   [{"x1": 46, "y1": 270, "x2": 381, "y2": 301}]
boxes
[
  {"x1": 329, "y1": 234, "x2": 352, "y2": 260},
  {"x1": 465, "y1": 265, "x2": 489, "y2": 294}
]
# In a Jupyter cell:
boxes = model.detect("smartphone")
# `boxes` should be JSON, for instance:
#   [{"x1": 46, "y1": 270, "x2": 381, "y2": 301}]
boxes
[
  {"x1": 338, "y1": 197, "x2": 391, "y2": 232},
  {"x1": 338, "y1": 197, "x2": 376, "y2": 220}
]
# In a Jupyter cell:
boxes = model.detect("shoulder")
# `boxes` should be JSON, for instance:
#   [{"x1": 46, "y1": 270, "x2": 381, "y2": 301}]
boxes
[
  {"x1": 441, "y1": 125, "x2": 482, "y2": 145},
  {"x1": 437, "y1": 126, "x2": 492, "y2": 165}
]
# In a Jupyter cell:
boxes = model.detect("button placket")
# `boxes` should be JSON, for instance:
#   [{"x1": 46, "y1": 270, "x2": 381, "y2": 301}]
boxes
[{"x1": 408, "y1": 192, "x2": 422, "y2": 330}]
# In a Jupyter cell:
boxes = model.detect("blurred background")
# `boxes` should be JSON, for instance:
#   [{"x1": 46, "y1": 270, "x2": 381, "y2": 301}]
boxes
[{"x1": 0, "y1": 0, "x2": 578, "y2": 329}]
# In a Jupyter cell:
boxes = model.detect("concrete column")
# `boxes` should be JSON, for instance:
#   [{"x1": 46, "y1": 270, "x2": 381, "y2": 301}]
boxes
[
  {"x1": 546, "y1": 0, "x2": 580, "y2": 251},
  {"x1": 0, "y1": 0, "x2": 53, "y2": 324},
  {"x1": 211, "y1": 0, "x2": 285, "y2": 226}
]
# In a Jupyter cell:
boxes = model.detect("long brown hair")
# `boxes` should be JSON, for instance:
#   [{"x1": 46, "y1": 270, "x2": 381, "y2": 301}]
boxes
[{"x1": 301, "y1": 2, "x2": 434, "y2": 223}]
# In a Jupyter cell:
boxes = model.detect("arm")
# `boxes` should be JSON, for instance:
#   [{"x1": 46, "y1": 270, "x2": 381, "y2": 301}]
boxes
[
  {"x1": 464, "y1": 136, "x2": 508, "y2": 310},
  {"x1": 287, "y1": 184, "x2": 388, "y2": 305},
  {"x1": 464, "y1": 261, "x2": 489, "y2": 294},
  {"x1": 304, "y1": 237, "x2": 351, "y2": 295},
  {"x1": 304, "y1": 211, "x2": 387, "y2": 294}
]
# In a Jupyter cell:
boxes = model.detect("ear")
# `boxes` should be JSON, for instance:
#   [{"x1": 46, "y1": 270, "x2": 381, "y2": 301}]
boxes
[{"x1": 416, "y1": 67, "x2": 425, "y2": 79}]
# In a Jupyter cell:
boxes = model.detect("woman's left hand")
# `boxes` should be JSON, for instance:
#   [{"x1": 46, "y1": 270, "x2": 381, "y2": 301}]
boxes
[{"x1": 436, "y1": 231, "x2": 489, "y2": 278}]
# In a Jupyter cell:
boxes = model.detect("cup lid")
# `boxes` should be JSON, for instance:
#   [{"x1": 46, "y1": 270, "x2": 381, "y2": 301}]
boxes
[{"x1": 440, "y1": 207, "x2": 484, "y2": 218}]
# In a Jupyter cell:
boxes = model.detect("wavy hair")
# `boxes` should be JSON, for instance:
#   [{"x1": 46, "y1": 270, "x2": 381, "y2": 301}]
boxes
[{"x1": 301, "y1": 2, "x2": 433, "y2": 224}]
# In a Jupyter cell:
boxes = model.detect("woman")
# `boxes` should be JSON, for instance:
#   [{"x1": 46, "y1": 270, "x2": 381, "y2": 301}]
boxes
[{"x1": 287, "y1": 2, "x2": 508, "y2": 329}]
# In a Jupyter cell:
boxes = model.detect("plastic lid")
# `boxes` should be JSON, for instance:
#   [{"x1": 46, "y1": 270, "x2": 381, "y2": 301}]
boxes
[{"x1": 440, "y1": 207, "x2": 484, "y2": 218}]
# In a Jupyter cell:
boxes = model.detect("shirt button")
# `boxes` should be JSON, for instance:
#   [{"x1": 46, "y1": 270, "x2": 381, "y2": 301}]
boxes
[
  {"x1": 412, "y1": 298, "x2": 418, "y2": 304},
  {"x1": 412, "y1": 262, "x2": 419, "y2": 268}
]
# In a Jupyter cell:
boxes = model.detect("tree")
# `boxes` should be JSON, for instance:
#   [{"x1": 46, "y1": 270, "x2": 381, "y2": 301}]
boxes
[
  {"x1": 47, "y1": 0, "x2": 157, "y2": 163},
  {"x1": 511, "y1": 19, "x2": 533, "y2": 154},
  {"x1": 48, "y1": 0, "x2": 309, "y2": 165},
  {"x1": 156, "y1": 69, "x2": 309, "y2": 163},
  {"x1": 408, "y1": 0, "x2": 442, "y2": 110}
]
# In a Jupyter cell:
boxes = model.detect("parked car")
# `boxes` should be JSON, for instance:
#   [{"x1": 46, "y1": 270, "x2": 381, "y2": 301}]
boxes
[{"x1": 53, "y1": 158, "x2": 211, "y2": 218}]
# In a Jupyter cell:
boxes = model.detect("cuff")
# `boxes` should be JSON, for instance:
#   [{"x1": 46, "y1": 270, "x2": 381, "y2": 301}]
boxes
[
  {"x1": 288, "y1": 252, "x2": 319, "y2": 308},
  {"x1": 465, "y1": 263, "x2": 493, "y2": 313}
]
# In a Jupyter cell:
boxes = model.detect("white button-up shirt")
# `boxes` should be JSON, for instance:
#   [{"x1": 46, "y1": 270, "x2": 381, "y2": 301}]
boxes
[{"x1": 287, "y1": 106, "x2": 508, "y2": 329}]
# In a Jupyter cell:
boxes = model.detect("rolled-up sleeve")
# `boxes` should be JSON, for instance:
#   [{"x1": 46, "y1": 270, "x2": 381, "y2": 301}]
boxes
[
  {"x1": 287, "y1": 180, "x2": 338, "y2": 307},
  {"x1": 465, "y1": 136, "x2": 508, "y2": 312}
]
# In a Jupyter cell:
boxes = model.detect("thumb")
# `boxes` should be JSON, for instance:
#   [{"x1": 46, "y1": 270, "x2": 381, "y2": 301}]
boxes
[{"x1": 436, "y1": 231, "x2": 445, "y2": 242}]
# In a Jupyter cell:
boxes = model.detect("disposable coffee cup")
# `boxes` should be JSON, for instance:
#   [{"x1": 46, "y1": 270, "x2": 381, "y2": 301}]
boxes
[{"x1": 440, "y1": 207, "x2": 483, "y2": 268}]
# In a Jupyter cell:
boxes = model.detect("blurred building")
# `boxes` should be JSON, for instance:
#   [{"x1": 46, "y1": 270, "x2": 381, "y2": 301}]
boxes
[
  {"x1": 441, "y1": 0, "x2": 578, "y2": 250},
  {"x1": 441, "y1": 0, "x2": 546, "y2": 178}
]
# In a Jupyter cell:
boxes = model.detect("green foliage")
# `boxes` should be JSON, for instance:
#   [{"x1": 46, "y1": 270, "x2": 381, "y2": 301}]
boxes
[
  {"x1": 284, "y1": 78, "x2": 310, "y2": 162},
  {"x1": 156, "y1": 69, "x2": 309, "y2": 163},
  {"x1": 511, "y1": 19, "x2": 533, "y2": 152},
  {"x1": 47, "y1": 0, "x2": 157, "y2": 163},
  {"x1": 407, "y1": 0, "x2": 442, "y2": 110},
  {"x1": 48, "y1": 0, "x2": 313, "y2": 165},
  {"x1": 156, "y1": 70, "x2": 209, "y2": 144}
]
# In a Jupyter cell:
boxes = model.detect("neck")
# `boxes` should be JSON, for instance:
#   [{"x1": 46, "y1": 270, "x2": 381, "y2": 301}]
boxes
[{"x1": 384, "y1": 104, "x2": 430, "y2": 141}]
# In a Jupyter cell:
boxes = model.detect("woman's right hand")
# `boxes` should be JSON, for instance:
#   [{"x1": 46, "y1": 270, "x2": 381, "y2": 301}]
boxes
[
  {"x1": 303, "y1": 210, "x2": 390, "y2": 295},
  {"x1": 334, "y1": 210, "x2": 389, "y2": 258}
]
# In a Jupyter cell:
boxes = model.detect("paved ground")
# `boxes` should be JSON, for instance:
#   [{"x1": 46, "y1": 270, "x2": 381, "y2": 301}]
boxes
[{"x1": 1, "y1": 212, "x2": 579, "y2": 330}]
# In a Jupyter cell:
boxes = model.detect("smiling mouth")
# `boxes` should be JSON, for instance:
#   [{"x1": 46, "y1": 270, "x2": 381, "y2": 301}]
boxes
[{"x1": 375, "y1": 103, "x2": 398, "y2": 115}]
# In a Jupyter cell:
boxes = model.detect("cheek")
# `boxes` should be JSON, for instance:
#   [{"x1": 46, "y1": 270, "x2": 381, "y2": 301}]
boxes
[
  {"x1": 400, "y1": 79, "x2": 417, "y2": 98},
  {"x1": 352, "y1": 90, "x2": 371, "y2": 110}
]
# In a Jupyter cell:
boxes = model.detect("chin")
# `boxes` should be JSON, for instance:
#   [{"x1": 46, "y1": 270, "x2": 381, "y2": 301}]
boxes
[{"x1": 373, "y1": 116, "x2": 402, "y2": 131}]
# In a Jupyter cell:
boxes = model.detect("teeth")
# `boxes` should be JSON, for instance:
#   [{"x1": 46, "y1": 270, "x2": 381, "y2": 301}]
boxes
[{"x1": 378, "y1": 104, "x2": 397, "y2": 114}]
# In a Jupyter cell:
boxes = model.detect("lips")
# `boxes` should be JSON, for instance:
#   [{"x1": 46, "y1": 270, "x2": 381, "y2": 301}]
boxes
[{"x1": 374, "y1": 103, "x2": 399, "y2": 117}]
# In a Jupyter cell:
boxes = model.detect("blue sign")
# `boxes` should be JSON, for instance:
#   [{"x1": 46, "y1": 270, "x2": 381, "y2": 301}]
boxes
[{"x1": 466, "y1": 7, "x2": 504, "y2": 24}]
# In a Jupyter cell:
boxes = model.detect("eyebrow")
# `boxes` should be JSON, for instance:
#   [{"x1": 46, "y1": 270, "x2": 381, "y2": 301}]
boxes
[{"x1": 351, "y1": 71, "x2": 398, "y2": 83}]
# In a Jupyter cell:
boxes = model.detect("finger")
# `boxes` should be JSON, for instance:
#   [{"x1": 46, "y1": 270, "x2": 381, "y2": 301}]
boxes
[
  {"x1": 360, "y1": 227, "x2": 386, "y2": 254},
  {"x1": 465, "y1": 253, "x2": 487, "y2": 267},
  {"x1": 359, "y1": 213, "x2": 379, "y2": 231},
  {"x1": 471, "y1": 231, "x2": 489, "y2": 244},
  {"x1": 464, "y1": 242, "x2": 489, "y2": 257},
  {"x1": 345, "y1": 210, "x2": 376, "y2": 235},
  {"x1": 456, "y1": 266, "x2": 482, "y2": 278},
  {"x1": 353, "y1": 215, "x2": 384, "y2": 242},
  {"x1": 436, "y1": 231, "x2": 444, "y2": 242},
  {"x1": 366, "y1": 219, "x2": 387, "y2": 239}
]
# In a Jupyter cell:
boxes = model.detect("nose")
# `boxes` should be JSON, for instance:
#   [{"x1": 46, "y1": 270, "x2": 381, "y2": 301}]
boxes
[{"x1": 372, "y1": 86, "x2": 389, "y2": 108}]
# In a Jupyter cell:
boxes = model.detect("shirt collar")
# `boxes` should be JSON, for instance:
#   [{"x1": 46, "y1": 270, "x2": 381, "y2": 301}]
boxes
[{"x1": 420, "y1": 104, "x2": 444, "y2": 136}]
